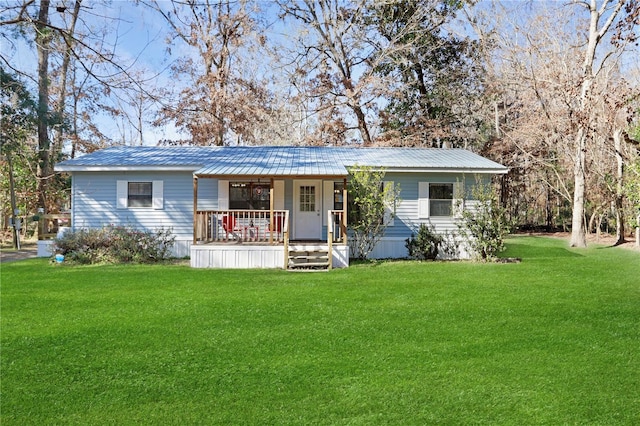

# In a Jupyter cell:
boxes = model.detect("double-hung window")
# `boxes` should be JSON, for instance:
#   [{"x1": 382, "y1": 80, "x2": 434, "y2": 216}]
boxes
[
  {"x1": 419, "y1": 182, "x2": 455, "y2": 218},
  {"x1": 429, "y1": 183, "x2": 454, "y2": 217},
  {"x1": 117, "y1": 180, "x2": 163, "y2": 209},
  {"x1": 128, "y1": 182, "x2": 152, "y2": 207}
]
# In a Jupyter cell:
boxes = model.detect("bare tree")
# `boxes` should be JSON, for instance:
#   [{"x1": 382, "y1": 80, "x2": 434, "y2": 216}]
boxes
[
  {"x1": 34, "y1": 0, "x2": 53, "y2": 210},
  {"x1": 1, "y1": 0, "x2": 164, "y2": 211},
  {"x1": 568, "y1": 0, "x2": 637, "y2": 247},
  {"x1": 472, "y1": 1, "x2": 639, "y2": 243},
  {"x1": 50, "y1": 0, "x2": 81, "y2": 163},
  {"x1": 143, "y1": 0, "x2": 272, "y2": 146},
  {"x1": 277, "y1": 0, "x2": 381, "y2": 145}
]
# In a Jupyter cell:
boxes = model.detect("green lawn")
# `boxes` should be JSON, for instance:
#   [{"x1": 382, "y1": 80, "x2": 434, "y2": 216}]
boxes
[{"x1": 1, "y1": 236, "x2": 639, "y2": 425}]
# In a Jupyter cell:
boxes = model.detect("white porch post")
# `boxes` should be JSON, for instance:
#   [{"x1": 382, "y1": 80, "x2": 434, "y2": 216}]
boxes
[
  {"x1": 269, "y1": 178, "x2": 274, "y2": 245},
  {"x1": 342, "y1": 177, "x2": 348, "y2": 244},
  {"x1": 193, "y1": 176, "x2": 198, "y2": 244}
]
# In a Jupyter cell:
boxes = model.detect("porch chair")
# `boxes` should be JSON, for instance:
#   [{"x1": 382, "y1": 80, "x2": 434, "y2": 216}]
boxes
[
  {"x1": 221, "y1": 215, "x2": 239, "y2": 240},
  {"x1": 268, "y1": 212, "x2": 286, "y2": 242}
]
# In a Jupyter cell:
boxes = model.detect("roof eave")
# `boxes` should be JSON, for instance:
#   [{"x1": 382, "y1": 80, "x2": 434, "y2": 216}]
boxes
[
  {"x1": 194, "y1": 173, "x2": 349, "y2": 179},
  {"x1": 350, "y1": 167, "x2": 509, "y2": 174},
  {"x1": 54, "y1": 165, "x2": 202, "y2": 172}
]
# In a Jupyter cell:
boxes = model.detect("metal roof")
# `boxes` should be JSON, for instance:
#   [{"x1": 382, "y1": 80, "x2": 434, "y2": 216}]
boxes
[
  {"x1": 194, "y1": 146, "x2": 349, "y2": 177},
  {"x1": 55, "y1": 146, "x2": 508, "y2": 175}
]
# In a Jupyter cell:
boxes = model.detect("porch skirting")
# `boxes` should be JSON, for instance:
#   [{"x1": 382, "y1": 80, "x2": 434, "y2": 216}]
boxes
[{"x1": 190, "y1": 244, "x2": 350, "y2": 269}]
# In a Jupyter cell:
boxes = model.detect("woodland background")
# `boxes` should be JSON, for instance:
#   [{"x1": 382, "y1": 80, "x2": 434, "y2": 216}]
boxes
[{"x1": 1, "y1": 0, "x2": 639, "y2": 248}]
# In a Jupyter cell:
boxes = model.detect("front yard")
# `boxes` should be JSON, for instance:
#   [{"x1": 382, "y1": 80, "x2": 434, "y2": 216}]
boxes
[{"x1": 1, "y1": 236, "x2": 639, "y2": 424}]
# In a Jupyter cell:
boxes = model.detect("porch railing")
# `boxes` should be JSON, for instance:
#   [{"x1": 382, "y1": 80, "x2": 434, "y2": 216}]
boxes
[
  {"x1": 327, "y1": 210, "x2": 348, "y2": 270},
  {"x1": 328, "y1": 210, "x2": 347, "y2": 244},
  {"x1": 194, "y1": 209, "x2": 289, "y2": 244}
]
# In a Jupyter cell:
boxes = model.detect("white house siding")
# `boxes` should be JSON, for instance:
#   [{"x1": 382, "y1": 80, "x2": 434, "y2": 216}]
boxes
[
  {"x1": 71, "y1": 171, "x2": 195, "y2": 257},
  {"x1": 69, "y1": 172, "x2": 491, "y2": 261},
  {"x1": 196, "y1": 178, "x2": 218, "y2": 210},
  {"x1": 364, "y1": 172, "x2": 492, "y2": 259}
]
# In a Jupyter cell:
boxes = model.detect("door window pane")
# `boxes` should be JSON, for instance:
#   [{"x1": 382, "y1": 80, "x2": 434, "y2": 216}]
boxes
[{"x1": 300, "y1": 185, "x2": 315, "y2": 212}]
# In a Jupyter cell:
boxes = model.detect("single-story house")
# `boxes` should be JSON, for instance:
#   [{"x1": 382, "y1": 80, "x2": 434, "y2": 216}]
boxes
[{"x1": 53, "y1": 146, "x2": 508, "y2": 269}]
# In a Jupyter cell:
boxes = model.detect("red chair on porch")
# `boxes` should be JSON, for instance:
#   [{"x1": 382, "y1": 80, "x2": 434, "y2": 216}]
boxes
[
  {"x1": 221, "y1": 215, "x2": 238, "y2": 240},
  {"x1": 269, "y1": 212, "x2": 285, "y2": 241}
]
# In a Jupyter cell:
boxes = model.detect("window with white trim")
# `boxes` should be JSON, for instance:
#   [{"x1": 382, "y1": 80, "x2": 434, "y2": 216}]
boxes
[
  {"x1": 128, "y1": 182, "x2": 152, "y2": 207},
  {"x1": 299, "y1": 185, "x2": 316, "y2": 212},
  {"x1": 382, "y1": 181, "x2": 395, "y2": 226},
  {"x1": 429, "y1": 183, "x2": 453, "y2": 217},
  {"x1": 117, "y1": 180, "x2": 163, "y2": 209},
  {"x1": 418, "y1": 182, "x2": 454, "y2": 218},
  {"x1": 347, "y1": 181, "x2": 395, "y2": 226}
]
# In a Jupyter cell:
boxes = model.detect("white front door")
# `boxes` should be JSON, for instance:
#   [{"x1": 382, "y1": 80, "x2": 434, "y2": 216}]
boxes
[{"x1": 294, "y1": 180, "x2": 322, "y2": 240}]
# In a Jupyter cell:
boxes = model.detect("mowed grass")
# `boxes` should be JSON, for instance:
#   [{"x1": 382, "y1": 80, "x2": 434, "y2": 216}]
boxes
[{"x1": 1, "y1": 237, "x2": 639, "y2": 425}]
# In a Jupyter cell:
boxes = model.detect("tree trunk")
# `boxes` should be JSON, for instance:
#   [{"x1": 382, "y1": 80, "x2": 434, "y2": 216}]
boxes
[
  {"x1": 545, "y1": 183, "x2": 553, "y2": 230},
  {"x1": 494, "y1": 100, "x2": 500, "y2": 137},
  {"x1": 7, "y1": 153, "x2": 20, "y2": 249},
  {"x1": 613, "y1": 129, "x2": 625, "y2": 245},
  {"x1": 570, "y1": 0, "x2": 606, "y2": 248},
  {"x1": 352, "y1": 104, "x2": 372, "y2": 146},
  {"x1": 588, "y1": 203, "x2": 600, "y2": 234},
  {"x1": 36, "y1": 0, "x2": 52, "y2": 211},
  {"x1": 570, "y1": 128, "x2": 587, "y2": 247},
  {"x1": 52, "y1": 0, "x2": 81, "y2": 161}
]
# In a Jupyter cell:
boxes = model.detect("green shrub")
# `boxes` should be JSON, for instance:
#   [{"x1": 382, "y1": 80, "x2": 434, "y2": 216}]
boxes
[
  {"x1": 53, "y1": 226, "x2": 175, "y2": 264},
  {"x1": 405, "y1": 224, "x2": 442, "y2": 260},
  {"x1": 457, "y1": 183, "x2": 514, "y2": 261},
  {"x1": 347, "y1": 165, "x2": 401, "y2": 260}
]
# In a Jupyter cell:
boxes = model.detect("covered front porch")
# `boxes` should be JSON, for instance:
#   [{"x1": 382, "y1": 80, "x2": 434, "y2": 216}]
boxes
[{"x1": 190, "y1": 174, "x2": 349, "y2": 269}]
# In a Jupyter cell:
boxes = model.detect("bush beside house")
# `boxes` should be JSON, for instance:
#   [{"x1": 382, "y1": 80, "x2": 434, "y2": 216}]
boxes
[{"x1": 53, "y1": 226, "x2": 175, "y2": 264}]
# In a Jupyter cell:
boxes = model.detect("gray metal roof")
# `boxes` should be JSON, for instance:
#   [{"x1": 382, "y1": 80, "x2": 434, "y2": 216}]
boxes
[{"x1": 55, "y1": 146, "x2": 508, "y2": 175}]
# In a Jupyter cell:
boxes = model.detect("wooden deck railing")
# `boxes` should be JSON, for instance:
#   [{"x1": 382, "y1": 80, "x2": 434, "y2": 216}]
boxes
[
  {"x1": 328, "y1": 210, "x2": 347, "y2": 244},
  {"x1": 327, "y1": 210, "x2": 348, "y2": 270},
  {"x1": 194, "y1": 209, "x2": 289, "y2": 245},
  {"x1": 38, "y1": 213, "x2": 72, "y2": 240}
]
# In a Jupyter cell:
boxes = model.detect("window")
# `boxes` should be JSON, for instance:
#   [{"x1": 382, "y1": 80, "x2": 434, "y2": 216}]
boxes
[
  {"x1": 229, "y1": 182, "x2": 270, "y2": 210},
  {"x1": 299, "y1": 185, "x2": 316, "y2": 212},
  {"x1": 128, "y1": 182, "x2": 152, "y2": 207},
  {"x1": 117, "y1": 180, "x2": 163, "y2": 209},
  {"x1": 346, "y1": 181, "x2": 395, "y2": 226},
  {"x1": 429, "y1": 183, "x2": 453, "y2": 217},
  {"x1": 382, "y1": 181, "x2": 395, "y2": 226},
  {"x1": 333, "y1": 182, "x2": 344, "y2": 211}
]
